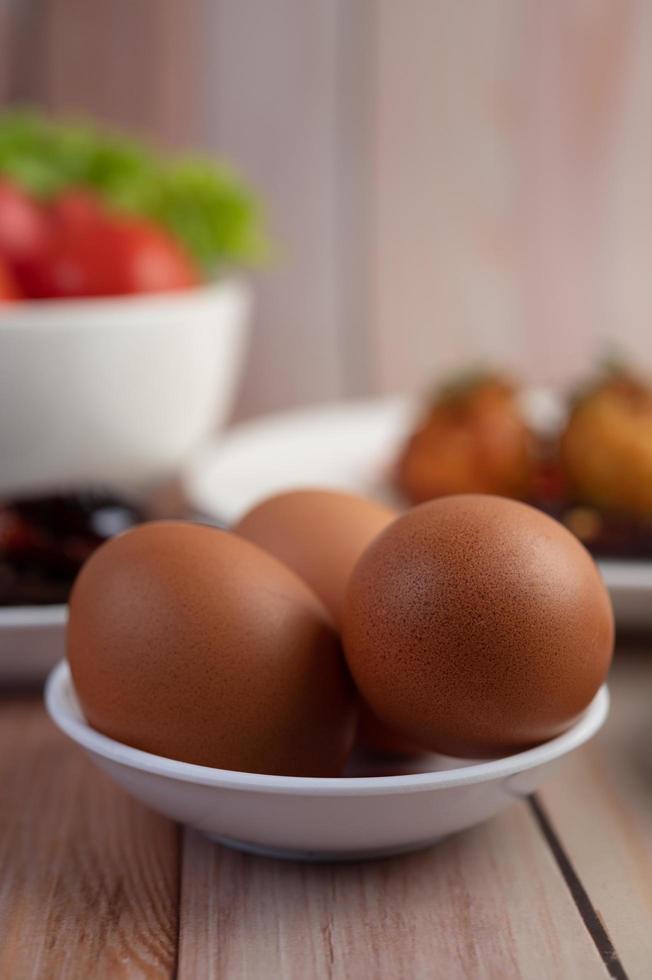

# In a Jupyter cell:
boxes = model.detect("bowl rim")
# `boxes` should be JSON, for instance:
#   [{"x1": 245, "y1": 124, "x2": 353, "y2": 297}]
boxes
[
  {"x1": 0, "y1": 277, "x2": 248, "y2": 328},
  {"x1": 45, "y1": 660, "x2": 609, "y2": 797},
  {"x1": 0, "y1": 603, "x2": 67, "y2": 629}
]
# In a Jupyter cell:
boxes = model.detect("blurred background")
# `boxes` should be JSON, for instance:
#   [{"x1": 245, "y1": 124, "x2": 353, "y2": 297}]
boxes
[{"x1": 2, "y1": 0, "x2": 649, "y2": 419}]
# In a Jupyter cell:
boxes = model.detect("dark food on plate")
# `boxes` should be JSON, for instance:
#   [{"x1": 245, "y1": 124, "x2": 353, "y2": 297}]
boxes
[
  {"x1": 0, "y1": 491, "x2": 144, "y2": 605},
  {"x1": 396, "y1": 366, "x2": 652, "y2": 561},
  {"x1": 343, "y1": 495, "x2": 614, "y2": 759},
  {"x1": 396, "y1": 373, "x2": 533, "y2": 504},
  {"x1": 68, "y1": 522, "x2": 356, "y2": 776},
  {"x1": 548, "y1": 505, "x2": 652, "y2": 560}
]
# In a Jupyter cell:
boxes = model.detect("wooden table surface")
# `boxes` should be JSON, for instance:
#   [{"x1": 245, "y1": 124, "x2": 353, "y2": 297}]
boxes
[{"x1": 1, "y1": 644, "x2": 651, "y2": 980}]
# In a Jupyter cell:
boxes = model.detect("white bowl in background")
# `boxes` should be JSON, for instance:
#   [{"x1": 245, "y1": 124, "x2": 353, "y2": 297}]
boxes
[
  {"x1": 0, "y1": 605, "x2": 66, "y2": 684},
  {"x1": 45, "y1": 661, "x2": 609, "y2": 862},
  {"x1": 0, "y1": 280, "x2": 251, "y2": 497}
]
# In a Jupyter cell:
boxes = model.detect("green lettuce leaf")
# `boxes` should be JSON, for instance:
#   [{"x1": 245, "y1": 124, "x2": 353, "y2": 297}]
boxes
[{"x1": 0, "y1": 109, "x2": 267, "y2": 272}]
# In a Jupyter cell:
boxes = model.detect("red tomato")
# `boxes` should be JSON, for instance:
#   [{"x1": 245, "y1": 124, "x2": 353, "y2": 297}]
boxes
[
  {"x1": 21, "y1": 214, "x2": 199, "y2": 299},
  {"x1": 50, "y1": 189, "x2": 107, "y2": 232},
  {"x1": 0, "y1": 257, "x2": 22, "y2": 301},
  {"x1": 106, "y1": 219, "x2": 200, "y2": 295},
  {"x1": 0, "y1": 181, "x2": 49, "y2": 268}
]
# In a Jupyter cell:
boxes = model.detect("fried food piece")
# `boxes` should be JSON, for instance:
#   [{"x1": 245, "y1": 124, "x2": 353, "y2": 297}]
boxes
[
  {"x1": 561, "y1": 368, "x2": 652, "y2": 518},
  {"x1": 396, "y1": 374, "x2": 534, "y2": 504}
]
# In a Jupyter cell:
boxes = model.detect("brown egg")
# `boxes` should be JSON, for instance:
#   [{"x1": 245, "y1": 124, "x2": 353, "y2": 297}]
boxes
[
  {"x1": 343, "y1": 495, "x2": 614, "y2": 758},
  {"x1": 355, "y1": 706, "x2": 424, "y2": 757},
  {"x1": 233, "y1": 489, "x2": 417, "y2": 755},
  {"x1": 233, "y1": 489, "x2": 397, "y2": 627},
  {"x1": 68, "y1": 521, "x2": 356, "y2": 776}
]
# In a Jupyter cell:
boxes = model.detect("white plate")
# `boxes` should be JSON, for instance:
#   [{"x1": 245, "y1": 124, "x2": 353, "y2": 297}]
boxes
[
  {"x1": 184, "y1": 397, "x2": 652, "y2": 628},
  {"x1": 0, "y1": 605, "x2": 66, "y2": 685},
  {"x1": 46, "y1": 661, "x2": 609, "y2": 862},
  {"x1": 186, "y1": 396, "x2": 415, "y2": 521}
]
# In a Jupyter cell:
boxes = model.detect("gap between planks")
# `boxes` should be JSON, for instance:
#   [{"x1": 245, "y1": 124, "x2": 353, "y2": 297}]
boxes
[{"x1": 175, "y1": 801, "x2": 609, "y2": 980}]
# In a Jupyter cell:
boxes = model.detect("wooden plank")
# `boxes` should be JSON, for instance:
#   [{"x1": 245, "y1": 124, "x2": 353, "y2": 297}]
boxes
[
  {"x1": 0, "y1": 0, "x2": 12, "y2": 103},
  {"x1": 540, "y1": 649, "x2": 652, "y2": 980},
  {"x1": 44, "y1": 0, "x2": 205, "y2": 148},
  {"x1": 1, "y1": 0, "x2": 53, "y2": 107},
  {"x1": 201, "y1": 0, "x2": 358, "y2": 418},
  {"x1": 177, "y1": 802, "x2": 607, "y2": 980},
  {"x1": 0, "y1": 696, "x2": 178, "y2": 980},
  {"x1": 371, "y1": 1, "x2": 652, "y2": 396},
  {"x1": 371, "y1": 0, "x2": 523, "y2": 395}
]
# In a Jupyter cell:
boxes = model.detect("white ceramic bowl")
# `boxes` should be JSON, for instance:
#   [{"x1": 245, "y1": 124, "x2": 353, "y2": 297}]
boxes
[
  {"x1": 0, "y1": 605, "x2": 66, "y2": 684},
  {"x1": 45, "y1": 661, "x2": 609, "y2": 861},
  {"x1": 0, "y1": 280, "x2": 251, "y2": 496}
]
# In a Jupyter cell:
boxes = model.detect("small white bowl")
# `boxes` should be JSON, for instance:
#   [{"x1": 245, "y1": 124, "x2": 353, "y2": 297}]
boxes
[
  {"x1": 0, "y1": 605, "x2": 66, "y2": 684},
  {"x1": 0, "y1": 280, "x2": 251, "y2": 497},
  {"x1": 45, "y1": 661, "x2": 609, "y2": 861}
]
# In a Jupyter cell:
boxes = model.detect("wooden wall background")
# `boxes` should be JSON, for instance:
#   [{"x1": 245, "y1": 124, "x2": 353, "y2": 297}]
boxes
[{"x1": 1, "y1": 0, "x2": 650, "y2": 417}]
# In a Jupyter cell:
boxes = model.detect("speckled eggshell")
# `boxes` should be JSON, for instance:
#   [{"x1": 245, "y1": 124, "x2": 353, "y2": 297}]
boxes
[
  {"x1": 68, "y1": 521, "x2": 357, "y2": 776},
  {"x1": 233, "y1": 489, "x2": 420, "y2": 755},
  {"x1": 233, "y1": 489, "x2": 397, "y2": 626},
  {"x1": 343, "y1": 495, "x2": 614, "y2": 758}
]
